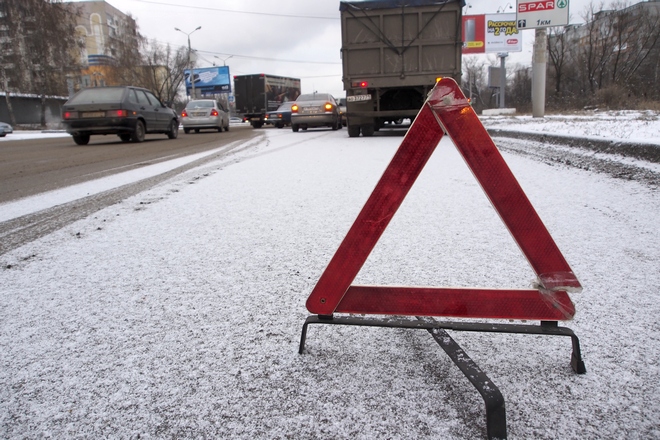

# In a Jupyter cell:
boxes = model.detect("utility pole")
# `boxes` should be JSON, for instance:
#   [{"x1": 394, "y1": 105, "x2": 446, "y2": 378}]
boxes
[{"x1": 175, "y1": 26, "x2": 201, "y2": 99}]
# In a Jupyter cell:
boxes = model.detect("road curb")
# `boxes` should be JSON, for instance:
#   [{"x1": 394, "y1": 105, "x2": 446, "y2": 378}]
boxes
[{"x1": 487, "y1": 128, "x2": 660, "y2": 164}]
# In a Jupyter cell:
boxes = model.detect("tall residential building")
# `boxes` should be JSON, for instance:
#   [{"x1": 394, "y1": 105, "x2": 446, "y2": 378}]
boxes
[{"x1": 67, "y1": 0, "x2": 140, "y2": 89}]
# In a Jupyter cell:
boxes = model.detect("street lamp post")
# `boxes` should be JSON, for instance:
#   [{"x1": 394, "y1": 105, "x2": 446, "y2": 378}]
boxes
[
  {"x1": 214, "y1": 55, "x2": 233, "y2": 66},
  {"x1": 174, "y1": 26, "x2": 201, "y2": 99}
]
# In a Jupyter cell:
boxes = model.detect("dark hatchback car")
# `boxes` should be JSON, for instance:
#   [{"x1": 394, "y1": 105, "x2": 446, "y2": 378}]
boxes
[
  {"x1": 61, "y1": 86, "x2": 179, "y2": 145},
  {"x1": 264, "y1": 101, "x2": 294, "y2": 128}
]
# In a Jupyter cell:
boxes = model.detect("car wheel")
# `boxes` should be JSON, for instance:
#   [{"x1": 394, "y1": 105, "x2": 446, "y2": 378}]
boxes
[
  {"x1": 119, "y1": 134, "x2": 131, "y2": 142},
  {"x1": 0, "y1": 133, "x2": 5, "y2": 137},
  {"x1": 131, "y1": 120, "x2": 145, "y2": 142},
  {"x1": 194, "y1": 128, "x2": 200, "y2": 133},
  {"x1": 292, "y1": 124, "x2": 299, "y2": 132},
  {"x1": 167, "y1": 120, "x2": 179, "y2": 139},
  {"x1": 184, "y1": 128, "x2": 190, "y2": 134},
  {"x1": 347, "y1": 124, "x2": 360, "y2": 138},
  {"x1": 332, "y1": 118, "x2": 339, "y2": 131},
  {"x1": 73, "y1": 134, "x2": 90, "y2": 145},
  {"x1": 224, "y1": 123, "x2": 229, "y2": 132},
  {"x1": 217, "y1": 126, "x2": 223, "y2": 132}
]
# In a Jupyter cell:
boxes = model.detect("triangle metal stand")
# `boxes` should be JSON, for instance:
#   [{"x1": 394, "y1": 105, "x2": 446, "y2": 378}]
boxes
[{"x1": 299, "y1": 315, "x2": 586, "y2": 440}]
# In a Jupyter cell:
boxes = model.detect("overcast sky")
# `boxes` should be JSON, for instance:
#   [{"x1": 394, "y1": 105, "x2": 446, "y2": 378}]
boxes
[{"x1": 73, "y1": 0, "x2": 603, "y2": 97}]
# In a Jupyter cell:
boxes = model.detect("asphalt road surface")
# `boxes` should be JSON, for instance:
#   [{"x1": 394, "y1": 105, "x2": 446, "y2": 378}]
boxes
[
  {"x1": 0, "y1": 125, "x2": 259, "y2": 255},
  {"x1": 0, "y1": 125, "x2": 257, "y2": 204}
]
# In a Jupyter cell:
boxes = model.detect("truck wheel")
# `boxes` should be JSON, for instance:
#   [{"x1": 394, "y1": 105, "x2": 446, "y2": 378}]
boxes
[
  {"x1": 361, "y1": 124, "x2": 375, "y2": 137},
  {"x1": 347, "y1": 125, "x2": 360, "y2": 138},
  {"x1": 292, "y1": 124, "x2": 299, "y2": 132},
  {"x1": 251, "y1": 122, "x2": 263, "y2": 129}
]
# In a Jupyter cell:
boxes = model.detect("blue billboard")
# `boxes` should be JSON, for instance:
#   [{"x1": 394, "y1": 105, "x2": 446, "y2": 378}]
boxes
[{"x1": 184, "y1": 66, "x2": 231, "y2": 95}]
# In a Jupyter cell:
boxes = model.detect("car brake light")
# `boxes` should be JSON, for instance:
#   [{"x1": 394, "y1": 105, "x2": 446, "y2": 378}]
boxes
[
  {"x1": 210, "y1": 109, "x2": 219, "y2": 116},
  {"x1": 181, "y1": 110, "x2": 188, "y2": 118},
  {"x1": 324, "y1": 103, "x2": 333, "y2": 111},
  {"x1": 63, "y1": 111, "x2": 78, "y2": 119},
  {"x1": 291, "y1": 104, "x2": 299, "y2": 113},
  {"x1": 107, "y1": 109, "x2": 128, "y2": 117}
]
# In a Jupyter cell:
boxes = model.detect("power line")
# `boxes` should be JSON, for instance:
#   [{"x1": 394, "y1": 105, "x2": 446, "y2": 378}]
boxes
[{"x1": 132, "y1": 0, "x2": 338, "y2": 20}]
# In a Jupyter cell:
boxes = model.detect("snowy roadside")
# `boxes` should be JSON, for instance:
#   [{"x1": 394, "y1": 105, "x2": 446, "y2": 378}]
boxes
[
  {"x1": 480, "y1": 110, "x2": 660, "y2": 146},
  {"x1": 1, "y1": 123, "x2": 659, "y2": 438}
]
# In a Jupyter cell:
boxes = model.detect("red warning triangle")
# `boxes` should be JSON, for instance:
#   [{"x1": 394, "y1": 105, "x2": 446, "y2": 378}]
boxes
[{"x1": 306, "y1": 78, "x2": 582, "y2": 321}]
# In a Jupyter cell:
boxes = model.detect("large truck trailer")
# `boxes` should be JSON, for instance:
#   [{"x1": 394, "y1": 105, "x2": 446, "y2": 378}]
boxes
[
  {"x1": 233, "y1": 74, "x2": 301, "y2": 128},
  {"x1": 339, "y1": 0, "x2": 463, "y2": 137}
]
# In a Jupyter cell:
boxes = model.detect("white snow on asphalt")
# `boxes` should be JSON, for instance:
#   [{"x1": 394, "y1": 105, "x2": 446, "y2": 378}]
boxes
[{"x1": 1, "y1": 112, "x2": 659, "y2": 438}]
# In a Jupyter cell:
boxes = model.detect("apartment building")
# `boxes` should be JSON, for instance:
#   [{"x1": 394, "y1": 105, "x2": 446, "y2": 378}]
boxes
[{"x1": 68, "y1": 0, "x2": 140, "y2": 89}]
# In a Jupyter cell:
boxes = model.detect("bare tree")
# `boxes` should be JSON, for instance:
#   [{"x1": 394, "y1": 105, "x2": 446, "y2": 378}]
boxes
[
  {"x1": 608, "y1": 2, "x2": 660, "y2": 92},
  {"x1": 461, "y1": 55, "x2": 488, "y2": 110},
  {"x1": 0, "y1": 0, "x2": 81, "y2": 126},
  {"x1": 103, "y1": 12, "x2": 145, "y2": 87},
  {"x1": 577, "y1": 1, "x2": 617, "y2": 94},
  {"x1": 140, "y1": 40, "x2": 189, "y2": 105},
  {"x1": 547, "y1": 25, "x2": 572, "y2": 96}
]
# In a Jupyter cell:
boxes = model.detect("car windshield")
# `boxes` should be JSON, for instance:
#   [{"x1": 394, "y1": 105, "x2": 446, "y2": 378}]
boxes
[
  {"x1": 67, "y1": 88, "x2": 126, "y2": 104},
  {"x1": 296, "y1": 93, "x2": 332, "y2": 102},
  {"x1": 187, "y1": 101, "x2": 214, "y2": 109}
]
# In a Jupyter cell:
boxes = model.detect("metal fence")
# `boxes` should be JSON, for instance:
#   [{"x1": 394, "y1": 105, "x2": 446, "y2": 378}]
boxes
[{"x1": 0, "y1": 93, "x2": 68, "y2": 128}]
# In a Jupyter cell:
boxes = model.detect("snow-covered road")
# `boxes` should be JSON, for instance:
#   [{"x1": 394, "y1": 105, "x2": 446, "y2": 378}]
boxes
[{"x1": 1, "y1": 114, "x2": 659, "y2": 438}]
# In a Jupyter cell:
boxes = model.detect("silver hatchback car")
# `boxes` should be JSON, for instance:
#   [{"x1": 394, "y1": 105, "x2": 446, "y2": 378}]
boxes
[{"x1": 181, "y1": 99, "x2": 229, "y2": 133}]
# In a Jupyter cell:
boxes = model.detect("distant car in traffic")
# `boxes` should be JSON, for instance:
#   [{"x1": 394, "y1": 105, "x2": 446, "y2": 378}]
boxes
[
  {"x1": 0, "y1": 121, "x2": 13, "y2": 137},
  {"x1": 290, "y1": 93, "x2": 342, "y2": 132},
  {"x1": 229, "y1": 117, "x2": 245, "y2": 125},
  {"x1": 61, "y1": 86, "x2": 179, "y2": 145},
  {"x1": 181, "y1": 99, "x2": 229, "y2": 133},
  {"x1": 264, "y1": 101, "x2": 294, "y2": 128}
]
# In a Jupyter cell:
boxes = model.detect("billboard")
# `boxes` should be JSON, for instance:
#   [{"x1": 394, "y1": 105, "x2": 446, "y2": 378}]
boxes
[
  {"x1": 462, "y1": 15, "x2": 486, "y2": 54},
  {"x1": 516, "y1": 0, "x2": 570, "y2": 29},
  {"x1": 463, "y1": 14, "x2": 522, "y2": 54},
  {"x1": 184, "y1": 66, "x2": 231, "y2": 95},
  {"x1": 485, "y1": 13, "x2": 522, "y2": 53}
]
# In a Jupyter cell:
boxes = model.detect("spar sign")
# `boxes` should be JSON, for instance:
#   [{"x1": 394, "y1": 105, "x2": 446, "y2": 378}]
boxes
[{"x1": 516, "y1": 0, "x2": 569, "y2": 29}]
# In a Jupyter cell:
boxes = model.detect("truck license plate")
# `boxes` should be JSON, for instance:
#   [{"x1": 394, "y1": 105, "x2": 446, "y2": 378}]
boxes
[{"x1": 347, "y1": 94, "x2": 371, "y2": 102}]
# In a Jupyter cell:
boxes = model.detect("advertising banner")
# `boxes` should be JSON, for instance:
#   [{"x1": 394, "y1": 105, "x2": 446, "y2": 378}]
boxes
[
  {"x1": 184, "y1": 66, "x2": 231, "y2": 95},
  {"x1": 463, "y1": 14, "x2": 522, "y2": 54},
  {"x1": 462, "y1": 15, "x2": 486, "y2": 54},
  {"x1": 485, "y1": 13, "x2": 522, "y2": 53}
]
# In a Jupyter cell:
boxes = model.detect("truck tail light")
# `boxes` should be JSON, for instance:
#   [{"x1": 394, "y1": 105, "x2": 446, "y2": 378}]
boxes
[
  {"x1": 351, "y1": 81, "x2": 368, "y2": 88},
  {"x1": 291, "y1": 104, "x2": 299, "y2": 113},
  {"x1": 210, "y1": 109, "x2": 219, "y2": 116}
]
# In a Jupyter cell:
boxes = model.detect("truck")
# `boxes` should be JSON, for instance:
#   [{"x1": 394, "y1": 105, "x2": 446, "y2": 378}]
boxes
[
  {"x1": 339, "y1": 0, "x2": 463, "y2": 137},
  {"x1": 233, "y1": 74, "x2": 301, "y2": 128}
]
